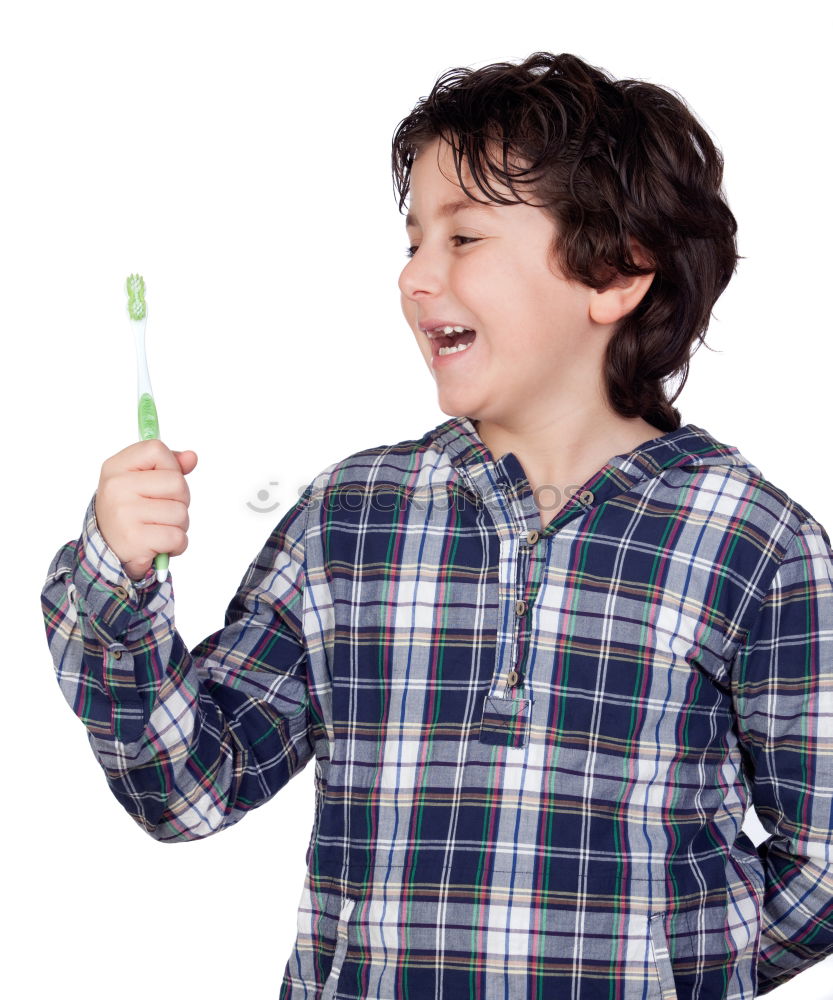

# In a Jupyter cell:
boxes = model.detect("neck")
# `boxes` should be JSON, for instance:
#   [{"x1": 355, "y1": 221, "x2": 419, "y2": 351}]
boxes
[{"x1": 472, "y1": 408, "x2": 666, "y2": 501}]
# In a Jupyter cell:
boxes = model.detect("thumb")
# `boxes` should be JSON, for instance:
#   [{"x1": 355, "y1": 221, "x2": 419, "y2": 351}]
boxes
[{"x1": 172, "y1": 449, "x2": 198, "y2": 474}]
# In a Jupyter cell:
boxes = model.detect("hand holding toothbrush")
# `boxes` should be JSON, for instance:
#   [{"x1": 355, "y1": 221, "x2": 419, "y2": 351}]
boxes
[
  {"x1": 93, "y1": 274, "x2": 198, "y2": 584},
  {"x1": 126, "y1": 273, "x2": 173, "y2": 581},
  {"x1": 95, "y1": 441, "x2": 198, "y2": 582}
]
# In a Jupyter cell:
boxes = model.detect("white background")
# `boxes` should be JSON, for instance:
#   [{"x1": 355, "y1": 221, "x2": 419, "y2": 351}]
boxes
[{"x1": 3, "y1": 0, "x2": 832, "y2": 996}]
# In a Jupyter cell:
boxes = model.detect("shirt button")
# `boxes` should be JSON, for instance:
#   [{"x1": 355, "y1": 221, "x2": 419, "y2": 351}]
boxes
[
  {"x1": 515, "y1": 600, "x2": 527, "y2": 616},
  {"x1": 526, "y1": 529, "x2": 539, "y2": 545},
  {"x1": 111, "y1": 648, "x2": 122, "y2": 660},
  {"x1": 578, "y1": 489, "x2": 594, "y2": 505},
  {"x1": 113, "y1": 585, "x2": 129, "y2": 601},
  {"x1": 507, "y1": 669, "x2": 519, "y2": 687}
]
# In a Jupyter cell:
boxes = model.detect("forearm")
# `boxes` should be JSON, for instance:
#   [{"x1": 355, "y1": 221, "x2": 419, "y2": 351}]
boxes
[
  {"x1": 41, "y1": 498, "x2": 313, "y2": 841},
  {"x1": 42, "y1": 537, "x2": 242, "y2": 839},
  {"x1": 85, "y1": 628, "x2": 311, "y2": 841}
]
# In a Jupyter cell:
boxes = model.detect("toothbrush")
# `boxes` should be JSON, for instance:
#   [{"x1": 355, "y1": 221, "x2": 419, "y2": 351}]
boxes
[{"x1": 125, "y1": 273, "x2": 169, "y2": 583}]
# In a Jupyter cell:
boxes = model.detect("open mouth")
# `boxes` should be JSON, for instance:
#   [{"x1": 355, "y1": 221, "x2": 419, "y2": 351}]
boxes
[{"x1": 429, "y1": 327, "x2": 477, "y2": 357}]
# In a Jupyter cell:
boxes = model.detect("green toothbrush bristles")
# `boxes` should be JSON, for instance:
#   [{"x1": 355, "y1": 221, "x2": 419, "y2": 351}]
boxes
[{"x1": 126, "y1": 273, "x2": 147, "y2": 321}]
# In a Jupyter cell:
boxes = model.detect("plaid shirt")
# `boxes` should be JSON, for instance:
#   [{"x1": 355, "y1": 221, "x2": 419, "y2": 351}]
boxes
[{"x1": 41, "y1": 417, "x2": 833, "y2": 999}]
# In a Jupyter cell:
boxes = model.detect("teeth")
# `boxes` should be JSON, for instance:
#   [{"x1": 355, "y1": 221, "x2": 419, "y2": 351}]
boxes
[
  {"x1": 428, "y1": 325, "x2": 474, "y2": 339},
  {"x1": 438, "y1": 341, "x2": 473, "y2": 356}
]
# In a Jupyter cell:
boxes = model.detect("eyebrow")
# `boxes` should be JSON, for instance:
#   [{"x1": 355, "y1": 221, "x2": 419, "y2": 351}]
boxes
[{"x1": 405, "y1": 198, "x2": 496, "y2": 229}]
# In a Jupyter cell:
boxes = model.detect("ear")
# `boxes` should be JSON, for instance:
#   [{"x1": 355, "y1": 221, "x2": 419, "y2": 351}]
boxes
[{"x1": 588, "y1": 243, "x2": 655, "y2": 325}]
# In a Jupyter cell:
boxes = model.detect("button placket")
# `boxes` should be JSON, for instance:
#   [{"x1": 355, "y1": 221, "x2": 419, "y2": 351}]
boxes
[
  {"x1": 481, "y1": 534, "x2": 534, "y2": 748},
  {"x1": 510, "y1": 538, "x2": 530, "y2": 689},
  {"x1": 495, "y1": 534, "x2": 535, "y2": 698},
  {"x1": 478, "y1": 492, "x2": 538, "y2": 745},
  {"x1": 472, "y1": 457, "x2": 545, "y2": 747},
  {"x1": 480, "y1": 566, "x2": 532, "y2": 746}
]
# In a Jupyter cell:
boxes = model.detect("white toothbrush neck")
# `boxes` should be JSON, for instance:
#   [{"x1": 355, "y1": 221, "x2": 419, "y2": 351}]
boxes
[{"x1": 131, "y1": 316, "x2": 154, "y2": 398}]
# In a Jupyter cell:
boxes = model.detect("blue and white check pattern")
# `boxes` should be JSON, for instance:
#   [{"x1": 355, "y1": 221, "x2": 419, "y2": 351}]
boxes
[{"x1": 41, "y1": 417, "x2": 833, "y2": 998}]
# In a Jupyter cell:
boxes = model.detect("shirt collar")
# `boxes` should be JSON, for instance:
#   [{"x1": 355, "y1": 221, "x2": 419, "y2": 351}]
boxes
[{"x1": 428, "y1": 415, "x2": 759, "y2": 516}]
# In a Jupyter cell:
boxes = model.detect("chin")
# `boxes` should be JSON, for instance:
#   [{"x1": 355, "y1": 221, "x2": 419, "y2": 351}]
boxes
[
  {"x1": 435, "y1": 395, "x2": 460, "y2": 418},
  {"x1": 435, "y1": 393, "x2": 480, "y2": 421}
]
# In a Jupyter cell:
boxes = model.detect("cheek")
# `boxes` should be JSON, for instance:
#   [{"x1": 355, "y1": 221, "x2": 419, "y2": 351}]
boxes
[{"x1": 449, "y1": 265, "x2": 503, "y2": 313}]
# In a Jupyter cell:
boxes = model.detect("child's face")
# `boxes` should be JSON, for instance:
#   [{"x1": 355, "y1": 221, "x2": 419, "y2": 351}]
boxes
[{"x1": 399, "y1": 137, "x2": 609, "y2": 428}]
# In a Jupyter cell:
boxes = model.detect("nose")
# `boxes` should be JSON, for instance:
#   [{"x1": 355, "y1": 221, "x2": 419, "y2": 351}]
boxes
[{"x1": 398, "y1": 243, "x2": 443, "y2": 303}]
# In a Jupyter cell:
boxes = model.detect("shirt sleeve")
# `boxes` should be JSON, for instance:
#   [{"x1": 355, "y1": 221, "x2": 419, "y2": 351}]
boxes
[
  {"x1": 40, "y1": 486, "x2": 316, "y2": 843},
  {"x1": 731, "y1": 515, "x2": 833, "y2": 994}
]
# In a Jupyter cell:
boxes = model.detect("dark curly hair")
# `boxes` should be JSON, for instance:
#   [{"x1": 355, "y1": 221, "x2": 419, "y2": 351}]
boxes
[{"x1": 391, "y1": 52, "x2": 740, "y2": 431}]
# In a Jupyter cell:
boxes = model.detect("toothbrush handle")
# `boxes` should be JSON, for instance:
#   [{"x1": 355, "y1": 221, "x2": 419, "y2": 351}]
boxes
[
  {"x1": 137, "y1": 392, "x2": 169, "y2": 582},
  {"x1": 138, "y1": 392, "x2": 160, "y2": 440}
]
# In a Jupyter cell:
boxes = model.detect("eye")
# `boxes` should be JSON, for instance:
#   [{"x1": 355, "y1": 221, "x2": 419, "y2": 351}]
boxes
[{"x1": 404, "y1": 235, "x2": 481, "y2": 258}]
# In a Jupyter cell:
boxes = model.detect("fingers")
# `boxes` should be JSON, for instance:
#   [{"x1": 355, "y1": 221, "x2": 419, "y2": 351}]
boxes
[
  {"x1": 125, "y1": 468, "x2": 192, "y2": 505},
  {"x1": 94, "y1": 439, "x2": 197, "y2": 576},
  {"x1": 135, "y1": 497, "x2": 190, "y2": 532},
  {"x1": 120, "y1": 522, "x2": 190, "y2": 568},
  {"x1": 102, "y1": 439, "x2": 185, "y2": 476},
  {"x1": 172, "y1": 450, "x2": 199, "y2": 475},
  {"x1": 139, "y1": 523, "x2": 190, "y2": 558}
]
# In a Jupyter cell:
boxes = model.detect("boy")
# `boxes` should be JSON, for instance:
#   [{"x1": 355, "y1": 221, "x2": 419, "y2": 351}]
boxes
[{"x1": 41, "y1": 51, "x2": 833, "y2": 999}]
